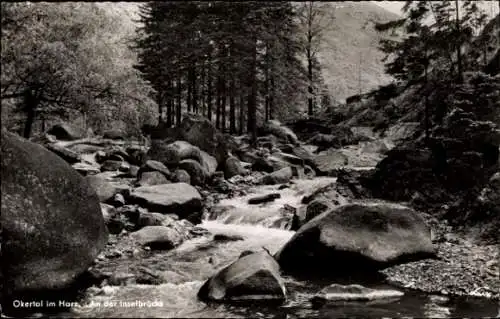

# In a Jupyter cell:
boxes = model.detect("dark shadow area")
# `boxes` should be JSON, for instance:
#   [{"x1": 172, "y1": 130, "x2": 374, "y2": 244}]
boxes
[{"x1": 1, "y1": 270, "x2": 104, "y2": 317}]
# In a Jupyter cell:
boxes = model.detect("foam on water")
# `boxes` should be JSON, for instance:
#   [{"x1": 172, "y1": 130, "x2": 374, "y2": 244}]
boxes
[
  {"x1": 207, "y1": 177, "x2": 337, "y2": 227},
  {"x1": 65, "y1": 176, "x2": 499, "y2": 318},
  {"x1": 71, "y1": 282, "x2": 211, "y2": 318},
  {"x1": 69, "y1": 221, "x2": 295, "y2": 318}
]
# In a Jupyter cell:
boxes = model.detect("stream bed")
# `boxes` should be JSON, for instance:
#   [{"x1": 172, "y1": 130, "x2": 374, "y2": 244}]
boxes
[{"x1": 62, "y1": 177, "x2": 498, "y2": 318}]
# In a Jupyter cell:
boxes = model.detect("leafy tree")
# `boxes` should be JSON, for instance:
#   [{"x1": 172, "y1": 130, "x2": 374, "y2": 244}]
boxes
[
  {"x1": 296, "y1": 2, "x2": 335, "y2": 116},
  {"x1": 1, "y1": 2, "x2": 156, "y2": 138}
]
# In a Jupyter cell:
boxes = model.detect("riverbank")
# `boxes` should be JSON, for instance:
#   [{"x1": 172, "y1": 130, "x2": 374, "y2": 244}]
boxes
[
  {"x1": 383, "y1": 231, "x2": 499, "y2": 300},
  {"x1": 88, "y1": 181, "x2": 499, "y2": 304}
]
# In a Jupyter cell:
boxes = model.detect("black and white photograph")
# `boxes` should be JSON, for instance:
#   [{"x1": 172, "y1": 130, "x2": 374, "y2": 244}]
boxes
[{"x1": 1, "y1": 1, "x2": 499, "y2": 318}]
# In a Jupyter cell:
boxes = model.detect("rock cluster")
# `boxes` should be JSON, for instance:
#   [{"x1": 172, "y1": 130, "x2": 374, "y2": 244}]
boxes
[
  {"x1": 367, "y1": 107, "x2": 499, "y2": 208},
  {"x1": 2, "y1": 111, "x2": 446, "y2": 314},
  {"x1": 1, "y1": 130, "x2": 108, "y2": 315}
]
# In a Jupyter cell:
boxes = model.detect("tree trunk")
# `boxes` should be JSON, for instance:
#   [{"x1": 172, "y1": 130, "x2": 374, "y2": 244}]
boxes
[
  {"x1": 265, "y1": 49, "x2": 270, "y2": 121},
  {"x1": 167, "y1": 81, "x2": 174, "y2": 128},
  {"x1": 247, "y1": 36, "x2": 258, "y2": 143},
  {"x1": 187, "y1": 68, "x2": 192, "y2": 113},
  {"x1": 192, "y1": 65, "x2": 198, "y2": 114},
  {"x1": 216, "y1": 73, "x2": 221, "y2": 130},
  {"x1": 483, "y1": 47, "x2": 488, "y2": 68},
  {"x1": 229, "y1": 77, "x2": 236, "y2": 134},
  {"x1": 23, "y1": 89, "x2": 38, "y2": 139},
  {"x1": 23, "y1": 107, "x2": 36, "y2": 139},
  {"x1": 170, "y1": 82, "x2": 176, "y2": 126},
  {"x1": 156, "y1": 89, "x2": 164, "y2": 125},
  {"x1": 176, "y1": 74, "x2": 182, "y2": 126},
  {"x1": 270, "y1": 73, "x2": 275, "y2": 120},
  {"x1": 221, "y1": 76, "x2": 226, "y2": 133},
  {"x1": 239, "y1": 86, "x2": 245, "y2": 135},
  {"x1": 307, "y1": 3, "x2": 314, "y2": 117},
  {"x1": 201, "y1": 60, "x2": 206, "y2": 116},
  {"x1": 424, "y1": 46, "x2": 430, "y2": 142},
  {"x1": 207, "y1": 50, "x2": 213, "y2": 122},
  {"x1": 455, "y1": 0, "x2": 463, "y2": 83},
  {"x1": 307, "y1": 48, "x2": 314, "y2": 116},
  {"x1": 41, "y1": 116, "x2": 46, "y2": 133},
  {"x1": 220, "y1": 45, "x2": 227, "y2": 132}
]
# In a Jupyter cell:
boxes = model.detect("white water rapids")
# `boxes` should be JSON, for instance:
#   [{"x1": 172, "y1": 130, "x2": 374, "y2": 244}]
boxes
[{"x1": 65, "y1": 176, "x2": 497, "y2": 318}]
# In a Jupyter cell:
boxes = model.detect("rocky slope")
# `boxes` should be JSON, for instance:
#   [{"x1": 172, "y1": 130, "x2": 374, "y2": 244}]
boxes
[{"x1": 317, "y1": 2, "x2": 400, "y2": 102}]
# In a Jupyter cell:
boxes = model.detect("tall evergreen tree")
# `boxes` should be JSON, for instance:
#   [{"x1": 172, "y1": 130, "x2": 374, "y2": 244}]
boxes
[{"x1": 134, "y1": 1, "x2": 308, "y2": 136}]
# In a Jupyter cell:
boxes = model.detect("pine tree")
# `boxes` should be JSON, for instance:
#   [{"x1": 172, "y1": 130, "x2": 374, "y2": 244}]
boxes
[
  {"x1": 296, "y1": 2, "x2": 334, "y2": 117},
  {"x1": 134, "y1": 1, "x2": 308, "y2": 136}
]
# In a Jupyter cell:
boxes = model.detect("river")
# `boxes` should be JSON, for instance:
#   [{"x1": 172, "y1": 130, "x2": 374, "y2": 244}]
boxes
[{"x1": 64, "y1": 177, "x2": 498, "y2": 318}]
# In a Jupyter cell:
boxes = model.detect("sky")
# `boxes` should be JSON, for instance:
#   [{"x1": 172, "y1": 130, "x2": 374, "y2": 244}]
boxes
[
  {"x1": 372, "y1": 1, "x2": 405, "y2": 15},
  {"x1": 373, "y1": 0, "x2": 500, "y2": 17}
]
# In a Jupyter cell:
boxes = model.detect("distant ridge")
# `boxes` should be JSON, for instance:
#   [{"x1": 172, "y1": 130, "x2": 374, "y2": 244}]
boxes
[{"x1": 316, "y1": 1, "x2": 401, "y2": 102}]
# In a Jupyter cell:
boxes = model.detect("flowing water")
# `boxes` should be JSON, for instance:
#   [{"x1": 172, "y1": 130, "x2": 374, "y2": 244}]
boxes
[{"x1": 64, "y1": 177, "x2": 498, "y2": 318}]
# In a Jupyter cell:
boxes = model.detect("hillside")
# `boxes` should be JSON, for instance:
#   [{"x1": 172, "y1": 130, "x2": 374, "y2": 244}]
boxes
[
  {"x1": 316, "y1": 2, "x2": 400, "y2": 102},
  {"x1": 98, "y1": 2, "x2": 400, "y2": 104},
  {"x1": 333, "y1": 13, "x2": 500, "y2": 133}
]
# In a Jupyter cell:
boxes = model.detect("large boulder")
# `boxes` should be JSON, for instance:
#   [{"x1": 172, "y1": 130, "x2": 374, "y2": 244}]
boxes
[
  {"x1": 1, "y1": 130, "x2": 107, "y2": 311},
  {"x1": 138, "y1": 160, "x2": 171, "y2": 179},
  {"x1": 72, "y1": 162, "x2": 101, "y2": 176},
  {"x1": 147, "y1": 140, "x2": 202, "y2": 166},
  {"x1": 137, "y1": 212, "x2": 177, "y2": 228},
  {"x1": 200, "y1": 150, "x2": 218, "y2": 176},
  {"x1": 335, "y1": 169, "x2": 373, "y2": 199},
  {"x1": 238, "y1": 150, "x2": 260, "y2": 166},
  {"x1": 252, "y1": 155, "x2": 291, "y2": 173},
  {"x1": 368, "y1": 148, "x2": 436, "y2": 202},
  {"x1": 130, "y1": 225, "x2": 189, "y2": 250},
  {"x1": 179, "y1": 159, "x2": 207, "y2": 186},
  {"x1": 85, "y1": 174, "x2": 129, "y2": 202},
  {"x1": 178, "y1": 113, "x2": 218, "y2": 153},
  {"x1": 47, "y1": 123, "x2": 85, "y2": 141},
  {"x1": 177, "y1": 113, "x2": 234, "y2": 165},
  {"x1": 128, "y1": 183, "x2": 202, "y2": 219},
  {"x1": 126, "y1": 145, "x2": 148, "y2": 166},
  {"x1": 294, "y1": 199, "x2": 334, "y2": 230},
  {"x1": 330, "y1": 125, "x2": 356, "y2": 145},
  {"x1": 286, "y1": 118, "x2": 331, "y2": 142},
  {"x1": 136, "y1": 171, "x2": 171, "y2": 187},
  {"x1": 45, "y1": 143, "x2": 81, "y2": 164},
  {"x1": 286, "y1": 144, "x2": 317, "y2": 169},
  {"x1": 276, "y1": 202, "x2": 435, "y2": 273},
  {"x1": 307, "y1": 133, "x2": 341, "y2": 150},
  {"x1": 307, "y1": 126, "x2": 356, "y2": 150},
  {"x1": 143, "y1": 123, "x2": 180, "y2": 140},
  {"x1": 258, "y1": 167, "x2": 293, "y2": 185},
  {"x1": 260, "y1": 120, "x2": 299, "y2": 145},
  {"x1": 198, "y1": 250, "x2": 286, "y2": 302},
  {"x1": 313, "y1": 149, "x2": 349, "y2": 176},
  {"x1": 294, "y1": 183, "x2": 349, "y2": 230},
  {"x1": 224, "y1": 156, "x2": 247, "y2": 179},
  {"x1": 271, "y1": 151, "x2": 304, "y2": 167},
  {"x1": 257, "y1": 135, "x2": 279, "y2": 149},
  {"x1": 102, "y1": 129, "x2": 126, "y2": 140},
  {"x1": 100, "y1": 160, "x2": 124, "y2": 172},
  {"x1": 172, "y1": 169, "x2": 191, "y2": 184}
]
